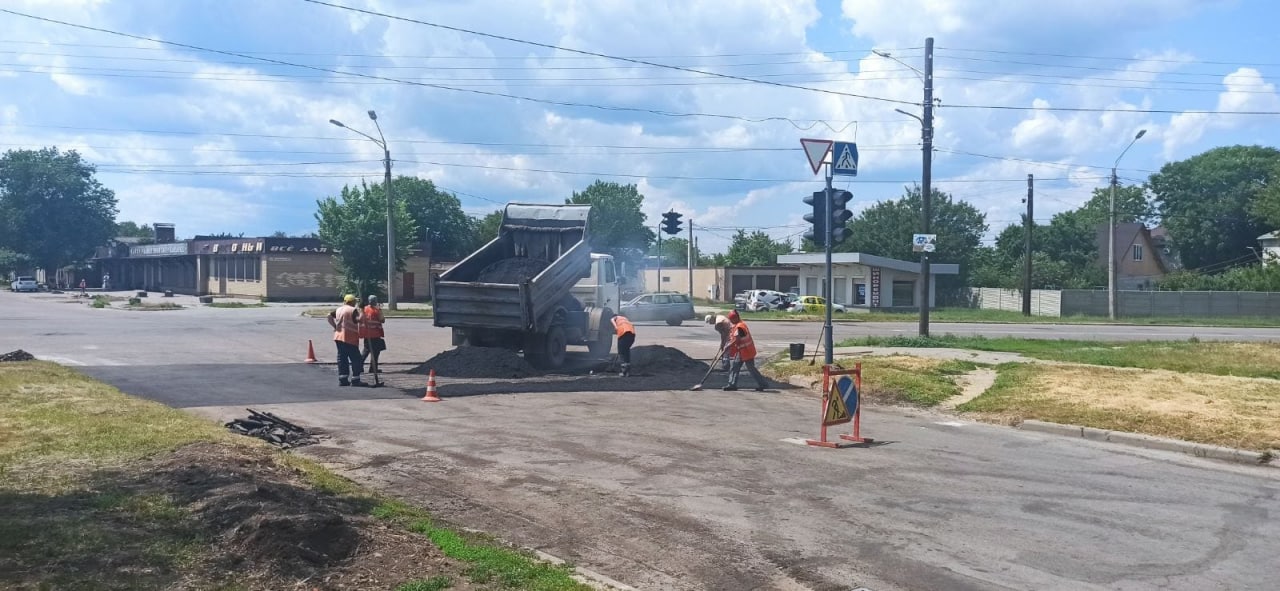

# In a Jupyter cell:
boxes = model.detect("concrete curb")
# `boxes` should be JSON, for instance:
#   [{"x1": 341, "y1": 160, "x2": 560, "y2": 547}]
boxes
[
  {"x1": 1018, "y1": 420, "x2": 1274, "y2": 466},
  {"x1": 532, "y1": 549, "x2": 640, "y2": 591}
]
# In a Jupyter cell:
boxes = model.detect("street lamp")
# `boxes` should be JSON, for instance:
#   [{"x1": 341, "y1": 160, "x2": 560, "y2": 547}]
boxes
[
  {"x1": 886, "y1": 39, "x2": 935, "y2": 336},
  {"x1": 1107, "y1": 128, "x2": 1147, "y2": 320},
  {"x1": 330, "y1": 111, "x2": 397, "y2": 310}
]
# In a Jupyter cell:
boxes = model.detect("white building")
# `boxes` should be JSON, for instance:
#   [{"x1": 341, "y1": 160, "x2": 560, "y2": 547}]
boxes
[
  {"x1": 775, "y1": 252, "x2": 959, "y2": 309},
  {"x1": 1258, "y1": 232, "x2": 1280, "y2": 266}
]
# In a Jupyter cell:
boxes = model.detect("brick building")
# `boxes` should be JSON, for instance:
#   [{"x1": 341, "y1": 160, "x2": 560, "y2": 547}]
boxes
[{"x1": 93, "y1": 232, "x2": 431, "y2": 301}]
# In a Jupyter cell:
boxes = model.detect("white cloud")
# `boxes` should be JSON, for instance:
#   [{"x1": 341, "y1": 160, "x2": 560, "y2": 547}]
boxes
[{"x1": 1164, "y1": 67, "x2": 1280, "y2": 158}]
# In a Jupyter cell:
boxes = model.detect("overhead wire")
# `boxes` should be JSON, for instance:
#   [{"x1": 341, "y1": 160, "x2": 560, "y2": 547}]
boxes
[{"x1": 0, "y1": 8, "x2": 879, "y2": 132}]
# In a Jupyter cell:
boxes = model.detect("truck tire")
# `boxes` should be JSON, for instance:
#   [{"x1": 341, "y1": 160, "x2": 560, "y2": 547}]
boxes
[
  {"x1": 588, "y1": 328, "x2": 612, "y2": 357},
  {"x1": 543, "y1": 324, "x2": 568, "y2": 369}
]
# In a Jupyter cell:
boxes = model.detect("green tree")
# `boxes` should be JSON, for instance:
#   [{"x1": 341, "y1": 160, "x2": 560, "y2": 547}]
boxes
[
  {"x1": 392, "y1": 176, "x2": 477, "y2": 259},
  {"x1": 315, "y1": 181, "x2": 418, "y2": 299},
  {"x1": 0, "y1": 249, "x2": 30, "y2": 276},
  {"x1": 566, "y1": 181, "x2": 655, "y2": 270},
  {"x1": 0, "y1": 148, "x2": 118, "y2": 271},
  {"x1": 472, "y1": 209, "x2": 504, "y2": 249},
  {"x1": 649, "y1": 236, "x2": 699, "y2": 267},
  {"x1": 115, "y1": 221, "x2": 154, "y2": 239},
  {"x1": 724, "y1": 230, "x2": 792, "y2": 266},
  {"x1": 837, "y1": 186, "x2": 987, "y2": 286},
  {"x1": 1148, "y1": 145, "x2": 1280, "y2": 270}
]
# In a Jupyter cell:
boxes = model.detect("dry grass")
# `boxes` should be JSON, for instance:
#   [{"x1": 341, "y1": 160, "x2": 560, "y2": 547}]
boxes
[
  {"x1": 959, "y1": 363, "x2": 1280, "y2": 451},
  {"x1": 765, "y1": 355, "x2": 979, "y2": 407},
  {"x1": 0, "y1": 361, "x2": 228, "y2": 490}
]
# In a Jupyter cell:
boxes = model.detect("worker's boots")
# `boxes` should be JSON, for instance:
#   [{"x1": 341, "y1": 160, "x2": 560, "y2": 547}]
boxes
[{"x1": 620, "y1": 363, "x2": 631, "y2": 378}]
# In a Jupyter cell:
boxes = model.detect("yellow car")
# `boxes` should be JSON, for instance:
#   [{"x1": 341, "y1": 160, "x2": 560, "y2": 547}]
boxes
[{"x1": 790, "y1": 295, "x2": 846, "y2": 314}]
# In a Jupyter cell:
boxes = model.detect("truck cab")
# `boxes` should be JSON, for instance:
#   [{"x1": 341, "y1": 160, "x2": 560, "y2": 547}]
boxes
[{"x1": 571, "y1": 254, "x2": 620, "y2": 312}]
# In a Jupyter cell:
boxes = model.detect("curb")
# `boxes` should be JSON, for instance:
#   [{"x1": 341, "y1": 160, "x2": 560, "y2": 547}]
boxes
[
  {"x1": 531, "y1": 550, "x2": 640, "y2": 591},
  {"x1": 1018, "y1": 420, "x2": 1274, "y2": 466}
]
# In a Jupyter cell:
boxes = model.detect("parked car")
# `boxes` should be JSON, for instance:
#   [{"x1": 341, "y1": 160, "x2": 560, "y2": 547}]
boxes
[
  {"x1": 620, "y1": 292, "x2": 696, "y2": 326},
  {"x1": 744, "y1": 290, "x2": 788, "y2": 312},
  {"x1": 733, "y1": 290, "x2": 752, "y2": 310},
  {"x1": 789, "y1": 295, "x2": 846, "y2": 314},
  {"x1": 9, "y1": 276, "x2": 37, "y2": 292}
]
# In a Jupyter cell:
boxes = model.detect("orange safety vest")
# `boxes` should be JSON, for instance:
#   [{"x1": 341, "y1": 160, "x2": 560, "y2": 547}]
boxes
[
  {"x1": 362, "y1": 305, "x2": 384, "y2": 338},
  {"x1": 612, "y1": 315, "x2": 635, "y2": 337},
  {"x1": 727, "y1": 320, "x2": 757, "y2": 361},
  {"x1": 333, "y1": 305, "x2": 361, "y2": 345}
]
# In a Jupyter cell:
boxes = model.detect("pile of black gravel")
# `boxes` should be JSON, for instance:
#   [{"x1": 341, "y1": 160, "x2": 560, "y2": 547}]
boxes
[
  {"x1": 0, "y1": 349, "x2": 36, "y2": 362},
  {"x1": 629, "y1": 345, "x2": 708, "y2": 374},
  {"x1": 412, "y1": 346, "x2": 542, "y2": 379},
  {"x1": 476, "y1": 257, "x2": 550, "y2": 284}
]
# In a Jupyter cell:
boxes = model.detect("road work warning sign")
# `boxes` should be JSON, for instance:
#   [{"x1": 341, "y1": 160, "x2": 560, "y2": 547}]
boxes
[{"x1": 823, "y1": 375, "x2": 856, "y2": 426}]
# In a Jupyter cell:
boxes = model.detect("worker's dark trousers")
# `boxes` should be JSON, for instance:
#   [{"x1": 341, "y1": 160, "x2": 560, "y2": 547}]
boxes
[
  {"x1": 335, "y1": 341, "x2": 363, "y2": 384},
  {"x1": 617, "y1": 332, "x2": 635, "y2": 364},
  {"x1": 727, "y1": 357, "x2": 768, "y2": 389}
]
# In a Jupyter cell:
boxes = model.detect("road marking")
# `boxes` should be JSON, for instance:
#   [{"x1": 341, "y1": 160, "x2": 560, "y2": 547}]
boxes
[
  {"x1": 781, "y1": 437, "x2": 812, "y2": 446},
  {"x1": 935, "y1": 421, "x2": 966, "y2": 427}
]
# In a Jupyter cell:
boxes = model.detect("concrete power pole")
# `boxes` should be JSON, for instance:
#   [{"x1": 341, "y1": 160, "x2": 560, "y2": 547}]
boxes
[
  {"x1": 1023, "y1": 174, "x2": 1034, "y2": 316},
  {"x1": 687, "y1": 220, "x2": 694, "y2": 300},
  {"x1": 918, "y1": 37, "x2": 935, "y2": 337}
]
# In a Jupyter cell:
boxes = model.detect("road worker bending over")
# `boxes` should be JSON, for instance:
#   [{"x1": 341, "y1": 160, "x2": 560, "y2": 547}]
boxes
[
  {"x1": 612, "y1": 314, "x2": 636, "y2": 377},
  {"x1": 705, "y1": 313, "x2": 732, "y2": 372},
  {"x1": 723, "y1": 310, "x2": 770, "y2": 391}
]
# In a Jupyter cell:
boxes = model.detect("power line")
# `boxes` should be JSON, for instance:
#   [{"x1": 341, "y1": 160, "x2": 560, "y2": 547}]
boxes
[
  {"x1": 298, "y1": 0, "x2": 919, "y2": 107},
  {"x1": 0, "y1": 8, "x2": 875, "y2": 132},
  {"x1": 936, "y1": 148, "x2": 1159, "y2": 174},
  {"x1": 938, "y1": 45, "x2": 1280, "y2": 69},
  {"x1": 0, "y1": 38, "x2": 917, "y2": 60}
]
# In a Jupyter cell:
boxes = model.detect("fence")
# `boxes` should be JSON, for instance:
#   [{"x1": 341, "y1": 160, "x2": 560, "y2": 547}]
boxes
[
  {"x1": 970, "y1": 288, "x2": 1062, "y2": 317},
  {"x1": 970, "y1": 287, "x2": 1280, "y2": 318}
]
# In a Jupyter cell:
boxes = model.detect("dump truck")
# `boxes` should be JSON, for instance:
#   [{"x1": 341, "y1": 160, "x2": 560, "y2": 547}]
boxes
[{"x1": 432, "y1": 203, "x2": 621, "y2": 369}]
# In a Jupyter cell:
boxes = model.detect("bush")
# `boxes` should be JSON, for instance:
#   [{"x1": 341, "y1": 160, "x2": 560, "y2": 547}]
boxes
[{"x1": 128, "y1": 297, "x2": 142, "y2": 306}]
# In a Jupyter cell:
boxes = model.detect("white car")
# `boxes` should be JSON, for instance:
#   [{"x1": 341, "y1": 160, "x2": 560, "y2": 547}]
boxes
[
  {"x1": 745, "y1": 290, "x2": 787, "y2": 312},
  {"x1": 9, "y1": 276, "x2": 37, "y2": 292}
]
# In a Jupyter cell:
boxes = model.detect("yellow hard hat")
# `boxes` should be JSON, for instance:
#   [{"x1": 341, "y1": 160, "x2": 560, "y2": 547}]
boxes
[{"x1": 343, "y1": 294, "x2": 357, "y2": 303}]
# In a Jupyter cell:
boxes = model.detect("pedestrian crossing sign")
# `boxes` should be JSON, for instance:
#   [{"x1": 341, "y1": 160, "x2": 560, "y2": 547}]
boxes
[{"x1": 832, "y1": 141, "x2": 859, "y2": 176}]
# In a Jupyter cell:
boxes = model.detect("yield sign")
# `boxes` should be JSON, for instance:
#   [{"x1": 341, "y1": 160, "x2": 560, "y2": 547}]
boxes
[{"x1": 800, "y1": 138, "x2": 833, "y2": 175}]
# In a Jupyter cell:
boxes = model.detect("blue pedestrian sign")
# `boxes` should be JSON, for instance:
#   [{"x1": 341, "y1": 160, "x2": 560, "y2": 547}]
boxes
[{"x1": 832, "y1": 142, "x2": 859, "y2": 176}]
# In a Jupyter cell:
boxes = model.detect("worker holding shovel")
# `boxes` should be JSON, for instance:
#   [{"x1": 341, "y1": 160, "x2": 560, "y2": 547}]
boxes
[
  {"x1": 723, "y1": 310, "x2": 769, "y2": 392},
  {"x1": 612, "y1": 314, "x2": 635, "y2": 377},
  {"x1": 705, "y1": 313, "x2": 732, "y2": 372}
]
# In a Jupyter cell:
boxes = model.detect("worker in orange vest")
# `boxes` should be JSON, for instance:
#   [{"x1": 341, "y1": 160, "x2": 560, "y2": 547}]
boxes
[
  {"x1": 612, "y1": 314, "x2": 636, "y2": 377},
  {"x1": 723, "y1": 310, "x2": 769, "y2": 391},
  {"x1": 327, "y1": 294, "x2": 364, "y2": 387},
  {"x1": 361, "y1": 295, "x2": 386, "y2": 375}
]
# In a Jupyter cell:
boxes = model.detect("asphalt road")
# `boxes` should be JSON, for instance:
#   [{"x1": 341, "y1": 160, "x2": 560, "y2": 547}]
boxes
[{"x1": 6, "y1": 292, "x2": 1280, "y2": 590}]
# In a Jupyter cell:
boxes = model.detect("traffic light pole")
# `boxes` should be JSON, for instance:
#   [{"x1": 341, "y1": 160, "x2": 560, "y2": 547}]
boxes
[{"x1": 824, "y1": 163, "x2": 835, "y2": 365}]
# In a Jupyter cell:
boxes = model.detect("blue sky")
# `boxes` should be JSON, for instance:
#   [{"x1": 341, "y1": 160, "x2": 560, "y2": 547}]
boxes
[{"x1": 2, "y1": 0, "x2": 1279, "y2": 253}]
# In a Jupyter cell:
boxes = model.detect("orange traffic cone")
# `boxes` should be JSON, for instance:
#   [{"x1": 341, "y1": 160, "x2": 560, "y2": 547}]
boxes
[
  {"x1": 305, "y1": 339, "x2": 318, "y2": 363},
  {"x1": 421, "y1": 369, "x2": 442, "y2": 402}
]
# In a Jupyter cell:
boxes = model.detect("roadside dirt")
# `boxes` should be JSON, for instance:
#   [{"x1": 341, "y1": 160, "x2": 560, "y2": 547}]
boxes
[{"x1": 0, "y1": 442, "x2": 474, "y2": 591}]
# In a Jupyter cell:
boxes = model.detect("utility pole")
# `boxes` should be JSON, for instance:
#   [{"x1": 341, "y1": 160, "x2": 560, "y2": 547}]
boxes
[
  {"x1": 1023, "y1": 174, "x2": 1034, "y2": 316},
  {"x1": 656, "y1": 224, "x2": 662, "y2": 293},
  {"x1": 824, "y1": 164, "x2": 835, "y2": 364},
  {"x1": 383, "y1": 145, "x2": 396, "y2": 310},
  {"x1": 687, "y1": 219, "x2": 694, "y2": 300},
  {"x1": 918, "y1": 37, "x2": 935, "y2": 337},
  {"x1": 1109, "y1": 129, "x2": 1147, "y2": 320}
]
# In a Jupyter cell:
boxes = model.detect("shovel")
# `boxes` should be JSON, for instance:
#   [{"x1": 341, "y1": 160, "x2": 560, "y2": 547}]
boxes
[{"x1": 690, "y1": 343, "x2": 729, "y2": 391}]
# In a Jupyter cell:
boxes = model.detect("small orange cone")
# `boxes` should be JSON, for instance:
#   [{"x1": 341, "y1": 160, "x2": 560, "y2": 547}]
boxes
[
  {"x1": 305, "y1": 339, "x2": 318, "y2": 363},
  {"x1": 421, "y1": 369, "x2": 442, "y2": 402}
]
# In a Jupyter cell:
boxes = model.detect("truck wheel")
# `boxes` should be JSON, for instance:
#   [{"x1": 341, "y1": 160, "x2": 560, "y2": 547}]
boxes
[
  {"x1": 666, "y1": 316, "x2": 683, "y2": 326},
  {"x1": 589, "y1": 330, "x2": 612, "y2": 357},
  {"x1": 543, "y1": 325, "x2": 568, "y2": 369}
]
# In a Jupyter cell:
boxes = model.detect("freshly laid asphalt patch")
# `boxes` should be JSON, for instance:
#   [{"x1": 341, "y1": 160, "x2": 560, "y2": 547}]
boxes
[{"x1": 80, "y1": 363, "x2": 404, "y2": 408}]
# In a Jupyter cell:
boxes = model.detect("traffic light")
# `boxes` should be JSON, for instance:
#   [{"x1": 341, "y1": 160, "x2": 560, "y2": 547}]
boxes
[
  {"x1": 829, "y1": 189, "x2": 853, "y2": 245},
  {"x1": 661, "y1": 210, "x2": 683, "y2": 235},
  {"x1": 803, "y1": 190, "x2": 828, "y2": 247}
]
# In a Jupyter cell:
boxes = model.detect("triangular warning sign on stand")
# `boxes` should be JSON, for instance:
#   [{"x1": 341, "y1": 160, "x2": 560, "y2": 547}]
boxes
[
  {"x1": 823, "y1": 386, "x2": 852, "y2": 426},
  {"x1": 800, "y1": 138, "x2": 833, "y2": 175}
]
